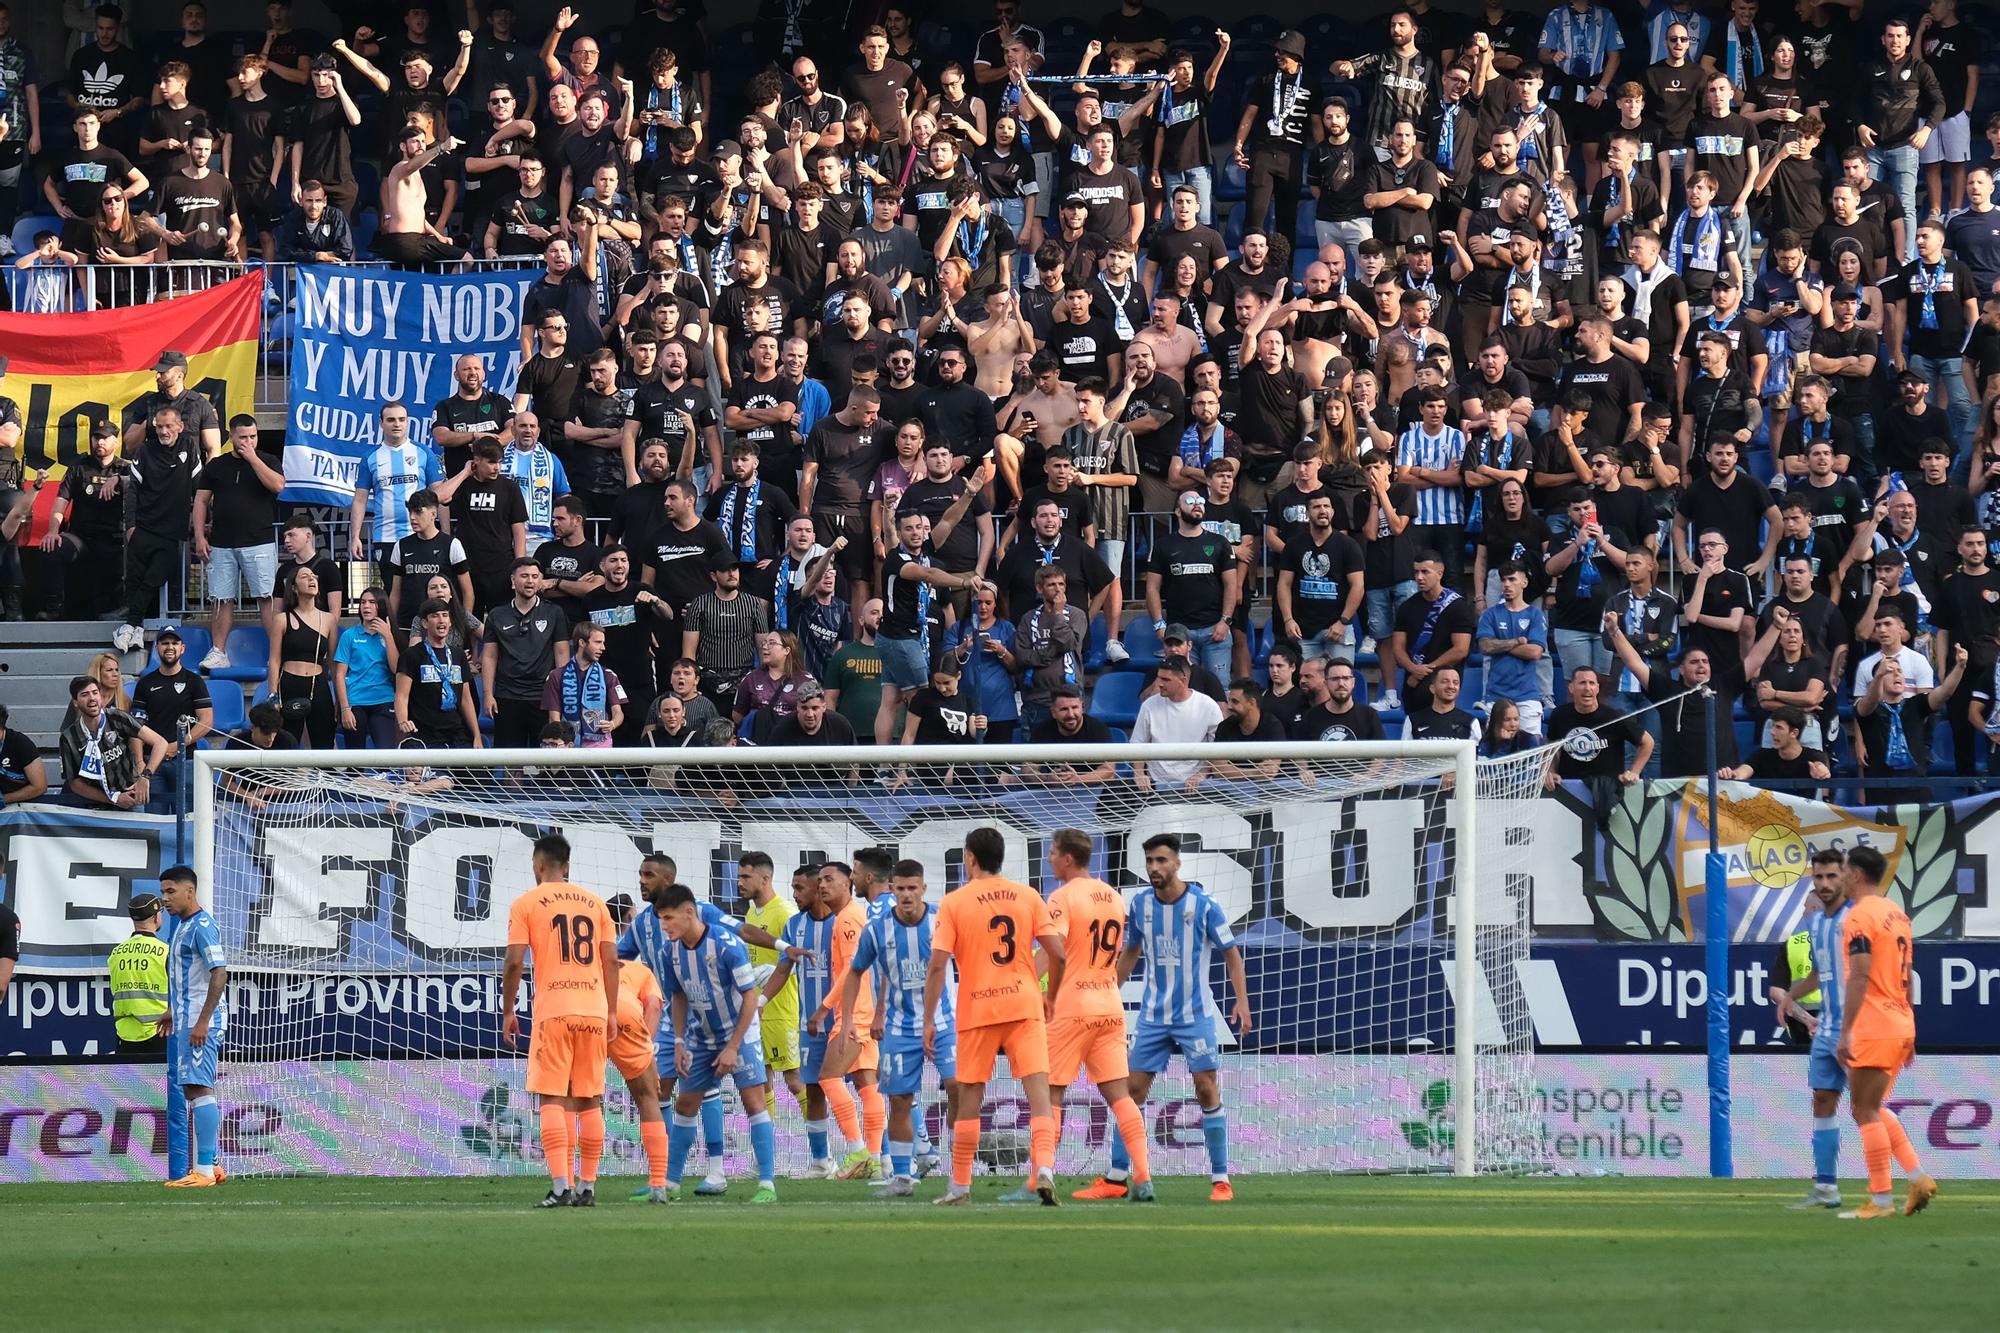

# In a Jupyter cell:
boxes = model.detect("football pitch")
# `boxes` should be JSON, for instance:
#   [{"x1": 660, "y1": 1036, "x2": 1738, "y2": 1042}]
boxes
[{"x1": 5, "y1": 1176, "x2": 1995, "y2": 1330}]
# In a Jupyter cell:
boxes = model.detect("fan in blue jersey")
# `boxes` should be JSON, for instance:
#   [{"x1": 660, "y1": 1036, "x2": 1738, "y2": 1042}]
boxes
[
  {"x1": 617, "y1": 852, "x2": 772, "y2": 1198},
  {"x1": 1110, "y1": 833, "x2": 1252, "y2": 1203},
  {"x1": 161, "y1": 867, "x2": 231, "y2": 1188},
  {"x1": 1771, "y1": 848, "x2": 1853, "y2": 1210},
  {"x1": 762, "y1": 862, "x2": 843, "y2": 1177},
  {"x1": 349, "y1": 403, "x2": 444, "y2": 564},
  {"x1": 837, "y1": 859, "x2": 959, "y2": 1197},
  {"x1": 654, "y1": 882, "x2": 780, "y2": 1203}
]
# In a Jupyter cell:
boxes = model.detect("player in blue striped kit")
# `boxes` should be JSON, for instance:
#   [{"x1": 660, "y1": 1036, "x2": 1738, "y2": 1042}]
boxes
[
  {"x1": 762, "y1": 863, "x2": 842, "y2": 1177},
  {"x1": 836, "y1": 859, "x2": 959, "y2": 1197},
  {"x1": 1107, "y1": 834, "x2": 1251, "y2": 1203},
  {"x1": 617, "y1": 853, "x2": 775, "y2": 1197},
  {"x1": 161, "y1": 866, "x2": 231, "y2": 1188},
  {"x1": 1773, "y1": 847, "x2": 1853, "y2": 1210},
  {"x1": 655, "y1": 883, "x2": 780, "y2": 1204}
]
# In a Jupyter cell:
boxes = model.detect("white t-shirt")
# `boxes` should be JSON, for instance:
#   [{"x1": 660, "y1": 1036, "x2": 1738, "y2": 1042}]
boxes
[
  {"x1": 1853, "y1": 646, "x2": 1935, "y2": 695},
  {"x1": 1132, "y1": 689, "x2": 1224, "y2": 786}
]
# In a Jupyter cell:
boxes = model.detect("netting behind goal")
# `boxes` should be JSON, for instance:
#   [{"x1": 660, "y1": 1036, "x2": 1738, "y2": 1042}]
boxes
[{"x1": 193, "y1": 741, "x2": 1547, "y2": 1179}]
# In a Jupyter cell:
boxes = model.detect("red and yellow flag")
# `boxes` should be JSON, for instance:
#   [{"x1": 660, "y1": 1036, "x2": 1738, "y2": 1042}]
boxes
[{"x1": 1, "y1": 273, "x2": 261, "y2": 475}]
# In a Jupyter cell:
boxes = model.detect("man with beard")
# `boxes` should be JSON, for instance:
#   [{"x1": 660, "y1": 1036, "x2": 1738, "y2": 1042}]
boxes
[
  {"x1": 1293, "y1": 657, "x2": 1384, "y2": 742},
  {"x1": 581, "y1": 545, "x2": 674, "y2": 746}
]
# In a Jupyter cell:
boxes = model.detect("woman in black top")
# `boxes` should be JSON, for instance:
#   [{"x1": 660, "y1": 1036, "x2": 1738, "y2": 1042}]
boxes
[
  {"x1": 972, "y1": 111, "x2": 1033, "y2": 241},
  {"x1": 1261, "y1": 643, "x2": 1310, "y2": 735},
  {"x1": 270, "y1": 565, "x2": 337, "y2": 746},
  {"x1": 1157, "y1": 253, "x2": 1211, "y2": 333},
  {"x1": 405, "y1": 574, "x2": 481, "y2": 667},
  {"x1": 1742, "y1": 610, "x2": 1830, "y2": 749},
  {"x1": 1479, "y1": 698, "x2": 1544, "y2": 755},
  {"x1": 1474, "y1": 479, "x2": 1553, "y2": 604},
  {"x1": 91, "y1": 186, "x2": 157, "y2": 308},
  {"x1": 929, "y1": 63, "x2": 988, "y2": 147}
]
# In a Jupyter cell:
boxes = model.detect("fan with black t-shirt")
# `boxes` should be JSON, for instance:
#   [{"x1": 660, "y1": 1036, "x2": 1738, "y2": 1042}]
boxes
[
  {"x1": 905, "y1": 681, "x2": 979, "y2": 744},
  {"x1": 1546, "y1": 699, "x2": 1646, "y2": 781},
  {"x1": 194, "y1": 439, "x2": 283, "y2": 555},
  {"x1": 645, "y1": 517, "x2": 733, "y2": 617},
  {"x1": 630, "y1": 376, "x2": 718, "y2": 481},
  {"x1": 727, "y1": 372, "x2": 804, "y2": 496},
  {"x1": 1048, "y1": 309, "x2": 1119, "y2": 383},
  {"x1": 388, "y1": 528, "x2": 469, "y2": 618},
  {"x1": 448, "y1": 473, "x2": 529, "y2": 609},
  {"x1": 515, "y1": 349, "x2": 582, "y2": 431},
  {"x1": 1282, "y1": 527, "x2": 1365, "y2": 642},
  {"x1": 432, "y1": 388, "x2": 515, "y2": 477},
  {"x1": 1295, "y1": 698, "x2": 1385, "y2": 743}
]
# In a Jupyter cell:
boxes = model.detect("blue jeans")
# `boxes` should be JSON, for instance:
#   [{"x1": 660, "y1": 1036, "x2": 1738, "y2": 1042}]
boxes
[
  {"x1": 1910, "y1": 353, "x2": 1975, "y2": 457},
  {"x1": 1163, "y1": 166, "x2": 1213, "y2": 227},
  {"x1": 1868, "y1": 145, "x2": 1919, "y2": 261},
  {"x1": 1552, "y1": 628, "x2": 1614, "y2": 681},
  {"x1": 1365, "y1": 581, "x2": 1417, "y2": 646},
  {"x1": 144, "y1": 751, "x2": 192, "y2": 816},
  {"x1": 1190, "y1": 620, "x2": 1232, "y2": 680}
]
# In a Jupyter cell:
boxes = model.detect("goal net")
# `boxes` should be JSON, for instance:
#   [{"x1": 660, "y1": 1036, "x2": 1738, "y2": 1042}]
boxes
[{"x1": 192, "y1": 740, "x2": 1549, "y2": 1179}]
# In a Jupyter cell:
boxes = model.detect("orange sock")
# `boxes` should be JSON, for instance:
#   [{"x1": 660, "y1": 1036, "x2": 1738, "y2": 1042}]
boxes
[
  {"x1": 641, "y1": 1119, "x2": 669, "y2": 1188},
  {"x1": 821, "y1": 1079, "x2": 861, "y2": 1146},
  {"x1": 1881, "y1": 1110, "x2": 1922, "y2": 1174},
  {"x1": 1030, "y1": 1114, "x2": 1057, "y2": 1184},
  {"x1": 539, "y1": 1105, "x2": 572, "y2": 1188},
  {"x1": 1111, "y1": 1096, "x2": 1152, "y2": 1184},
  {"x1": 1859, "y1": 1119, "x2": 1893, "y2": 1196},
  {"x1": 577, "y1": 1107, "x2": 606, "y2": 1184},
  {"x1": 571, "y1": 1114, "x2": 583, "y2": 1174},
  {"x1": 859, "y1": 1083, "x2": 887, "y2": 1156},
  {"x1": 952, "y1": 1118, "x2": 980, "y2": 1189}
]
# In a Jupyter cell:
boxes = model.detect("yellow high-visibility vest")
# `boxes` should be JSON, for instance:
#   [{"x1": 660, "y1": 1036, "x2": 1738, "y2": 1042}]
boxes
[
  {"x1": 108, "y1": 931, "x2": 169, "y2": 1043},
  {"x1": 1786, "y1": 930, "x2": 1821, "y2": 1008}
]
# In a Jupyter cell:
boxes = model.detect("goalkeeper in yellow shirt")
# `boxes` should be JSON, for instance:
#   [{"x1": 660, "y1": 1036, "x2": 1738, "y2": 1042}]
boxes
[{"x1": 738, "y1": 851, "x2": 808, "y2": 1119}]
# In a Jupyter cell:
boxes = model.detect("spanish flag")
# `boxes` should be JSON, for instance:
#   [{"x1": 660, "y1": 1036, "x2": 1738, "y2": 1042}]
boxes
[{"x1": 0, "y1": 273, "x2": 261, "y2": 475}]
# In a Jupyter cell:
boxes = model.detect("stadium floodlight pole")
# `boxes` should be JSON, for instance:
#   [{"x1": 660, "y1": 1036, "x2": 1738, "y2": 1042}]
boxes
[
  {"x1": 1452, "y1": 739, "x2": 1477, "y2": 1178},
  {"x1": 1702, "y1": 685, "x2": 1732, "y2": 1177}
]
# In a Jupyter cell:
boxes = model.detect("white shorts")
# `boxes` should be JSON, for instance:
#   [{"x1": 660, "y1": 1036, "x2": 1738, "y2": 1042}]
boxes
[
  {"x1": 1097, "y1": 537, "x2": 1125, "y2": 586},
  {"x1": 1920, "y1": 111, "x2": 1971, "y2": 165},
  {"x1": 208, "y1": 542, "x2": 279, "y2": 602}
]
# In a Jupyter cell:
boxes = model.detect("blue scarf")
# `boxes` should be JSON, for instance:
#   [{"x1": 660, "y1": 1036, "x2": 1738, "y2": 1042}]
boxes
[
  {"x1": 912, "y1": 548, "x2": 935, "y2": 654},
  {"x1": 709, "y1": 224, "x2": 736, "y2": 292},
  {"x1": 422, "y1": 640, "x2": 458, "y2": 713},
  {"x1": 558, "y1": 660, "x2": 610, "y2": 740},
  {"x1": 957, "y1": 212, "x2": 990, "y2": 268},
  {"x1": 719, "y1": 479, "x2": 762, "y2": 563},
  {"x1": 1464, "y1": 430, "x2": 1516, "y2": 534},
  {"x1": 1604, "y1": 169, "x2": 1626, "y2": 252},
  {"x1": 774, "y1": 550, "x2": 797, "y2": 629},
  {"x1": 1100, "y1": 274, "x2": 1135, "y2": 339},
  {"x1": 643, "y1": 82, "x2": 682, "y2": 157},
  {"x1": 1575, "y1": 534, "x2": 1601, "y2": 599},
  {"x1": 503, "y1": 444, "x2": 558, "y2": 542},
  {"x1": 1883, "y1": 699, "x2": 1912, "y2": 771},
  {"x1": 1723, "y1": 22, "x2": 1764, "y2": 90},
  {"x1": 1411, "y1": 587, "x2": 1461, "y2": 663},
  {"x1": 1001, "y1": 83, "x2": 1029, "y2": 150},
  {"x1": 676, "y1": 232, "x2": 699, "y2": 278},
  {"x1": 1435, "y1": 105, "x2": 1457, "y2": 172},
  {"x1": 1669, "y1": 207, "x2": 1723, "y2": 277}
]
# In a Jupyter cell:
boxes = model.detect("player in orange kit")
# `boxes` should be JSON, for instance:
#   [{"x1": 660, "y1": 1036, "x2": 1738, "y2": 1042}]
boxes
[
  {"x1": 924, "y1": 826, "x2": 1066, "y2": 1206},
  {"x1": 1043, "y1": 827, "x2": 1154, "y2": 1203},
  {"x1": 503, "y1": 834, "x2": 620, "y2": 1209},
  {"x1": 607, "y1": 896, "x2": 670, "y2": 1201},
  {"x1": 1836, "y1": 845, "x2": 1938, "y2": 1220},
  {"x1": 817, "y1": 861, "x2": 888, "y2": 1179}
]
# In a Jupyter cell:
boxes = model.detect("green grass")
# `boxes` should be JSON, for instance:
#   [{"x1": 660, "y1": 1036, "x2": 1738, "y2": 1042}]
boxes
[{"x1": 7, "y1": 1175, "x2": 1995, "y2": 1330}]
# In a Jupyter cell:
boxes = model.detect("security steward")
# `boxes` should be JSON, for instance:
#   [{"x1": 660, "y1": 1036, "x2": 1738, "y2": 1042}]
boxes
[
  {"x1": 1773, "y1": 921, "x2": 1820, "y2": 1044},
  {"x1": 109, "y1": 892, "x2": 171, "y2": 1054}
]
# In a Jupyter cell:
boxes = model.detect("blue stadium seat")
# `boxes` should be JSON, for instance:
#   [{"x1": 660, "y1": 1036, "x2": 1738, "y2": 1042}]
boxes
[
  {"x1": 11, "y1": 215, "x2": 61, "y2": 255},
  {"x1": 1732, "y1": 719, "x2": 1757, "y2": 761},
  {"x1": 1458, "y1": 665, "x2": 1483, "y2": 704},
  {"x1": 212, "y1": 627, "x2": 271, "y2": 682},
  {"x1": 736, "y1": 710, "x2": 759, "y2": 742},
  {"x1": 1106, "y1": 726, "x2": 1130, "y2": 743},
  {"x1": 206, "y1": 681, "x2": 248, "y2": 735},
  {"x1": 1117, "y1": 619, "x2": 1164, "y2": 668},
  {"x1": 251, "y1": 679, "x2": 273, "y2": 709},
  {"x1": 1086, "y1": 672, "x2": 1146, "y2": 729},
  {"x1": 1083, "y1": 613, "x2": 1110, "y2": 672}
]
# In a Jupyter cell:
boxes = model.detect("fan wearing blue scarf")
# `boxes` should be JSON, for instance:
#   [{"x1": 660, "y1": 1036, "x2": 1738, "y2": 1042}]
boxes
[{"x1": 548, "y1": 623, "x2": 627, "y2": 748}]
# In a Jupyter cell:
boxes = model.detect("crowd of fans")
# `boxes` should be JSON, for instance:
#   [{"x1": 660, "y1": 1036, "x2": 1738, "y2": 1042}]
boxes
[{"x1": 5, "y1": 1, "x2": 2000, "y2": 813}]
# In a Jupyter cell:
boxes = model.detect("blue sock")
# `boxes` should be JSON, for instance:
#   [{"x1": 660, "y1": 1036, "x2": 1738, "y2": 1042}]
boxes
[
  {"x1": 1202, "y1": 1106, "x2": 1229, "y2": 1179},
  {"x1": 667, "y1": 1113, "x2": 698, "y2": 1187},
  {"x1": 1812, "y1": 1117, "x2": 1840, "y2": 1185},
  {"x1": 890, "y1": 1138, "x2": 914, "y2": 1179},
  {"x1": 806, "y1": 1118, "x2": 831, "y2": 1162},
  {"x1": 701, "y1": 1091, "x2": 726, "y2": 1159},
  {"x1": 1108, "y1": 1127, "x2": 1130, "y2": 1179},
  {"x1": 748, "y1": 1111, "x2": 777, "y2": 1187},
  {"x1": 191, "y1": 1095, "x2": 220, "y2": 1171}
]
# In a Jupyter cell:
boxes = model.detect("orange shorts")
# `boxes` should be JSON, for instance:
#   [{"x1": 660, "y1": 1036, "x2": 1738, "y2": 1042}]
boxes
[
  {"x1": 609, "y1": 1029, "x2": 655, "y2": 1083},
  {"x1": 956, "y1": 1016, "x2": 1051, "y2": 1083},
  {"x1": 1847, "y1": 1032, "x2": 1916, "y2": 1073},
  {"x1": 823, "y1": 1019, "x2": 881, "y2": 1076},
  {"x1": 527, "y1": 1014, "x2": 608, "y2": 1098},
  {"x1": 1048, "y1": 1014, "x2": 1129, "y2": 1086}
]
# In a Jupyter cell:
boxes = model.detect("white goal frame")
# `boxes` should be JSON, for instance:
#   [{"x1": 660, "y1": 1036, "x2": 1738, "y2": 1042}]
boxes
[{"x1": 194, "y1": 739, "x2": 1486, "y2": 1176}]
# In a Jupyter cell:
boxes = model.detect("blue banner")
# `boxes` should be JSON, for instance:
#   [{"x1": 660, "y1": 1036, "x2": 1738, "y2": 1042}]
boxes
[{"x1": 281, "y1": 264, "x2": 536, "y2": 503}]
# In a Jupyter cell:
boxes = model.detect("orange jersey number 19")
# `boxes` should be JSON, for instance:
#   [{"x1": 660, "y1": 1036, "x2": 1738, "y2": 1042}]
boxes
[{"x1": 1048, "y1": 878, "x2": 1126, "y2": 1020}]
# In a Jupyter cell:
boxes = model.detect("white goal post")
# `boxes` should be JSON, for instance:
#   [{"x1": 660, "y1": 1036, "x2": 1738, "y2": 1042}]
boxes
[{"x1": 192, "y1": 740, "x2": 1543, "y2": 1179}]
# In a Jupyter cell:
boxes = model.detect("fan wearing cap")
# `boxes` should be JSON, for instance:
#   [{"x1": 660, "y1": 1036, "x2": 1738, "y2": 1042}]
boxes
[
  {"x1": 116, "y1": 400, "x2": 205, "y2": 656},
  {"x1": 1230, "y1": 31, "x2": 1313, "y2": 251},
  {"x1": 1878, "y1": 372, "x2": 1958, "y2": 488},
  {"x1": 129, "y1": 350, "x2": 222, "y2": 462},
  {"x1": 1808, "y1": 283, "x2": 1882, "y2": 460},
  {"x1": 131, "y1": 626, "x2": 214, "y2": 812},
  {"x1": 41, "y1": 420, "x2": 130, "y2": 620}
]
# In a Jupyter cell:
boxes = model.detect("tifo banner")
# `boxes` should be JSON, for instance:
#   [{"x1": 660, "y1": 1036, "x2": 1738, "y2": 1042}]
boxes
[
  {"x1": 0, "y1": 274, "x2": 258, "y2": 474},
  {"x1": 1583, "y1": 780, "x2": 1996, "y2": 945},
  {"x1": 9, "y1": 1053, "x2": 2000, "y2": 1182},
  {"x1": 283, "y1": 264, "x2": 536, "y2": 503}
]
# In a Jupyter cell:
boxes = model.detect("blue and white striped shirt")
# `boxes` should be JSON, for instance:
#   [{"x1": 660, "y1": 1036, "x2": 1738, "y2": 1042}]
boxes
[
  {"x1": 168, "y1": 909, "x2": 229, "y2": 1036},
  {"x1": 1127, "y1": 884, "x2": 1237, "y2": 1027},
  {"x1": 1807, "y1": 899, "x2": 1851, "y2": 1050},
  {"x1": 1396, "y1": 424, "x2": 1466, "y2": 526},
  {"x1": 618, "y1": 901, "x2": 737, "y2": 1032},
  {"x1": 665, "y1": 924, "x2": 762, "y2": 1049},
  {"x1": 866, "y1": 893, "x2": 895, "y2": 921},
  {"x1": 1536, "y1": 5, "x2": 1625, "y2": 94},
  {"x1": 781, "y1": 909, "x2": 839, "y2": 1021},
  {"x1": 353, "y1": 441, "x2": 443, "y2": 545},
  {"x1": 851, "y1": 905, "x2": 954, "y2": 1040}
]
